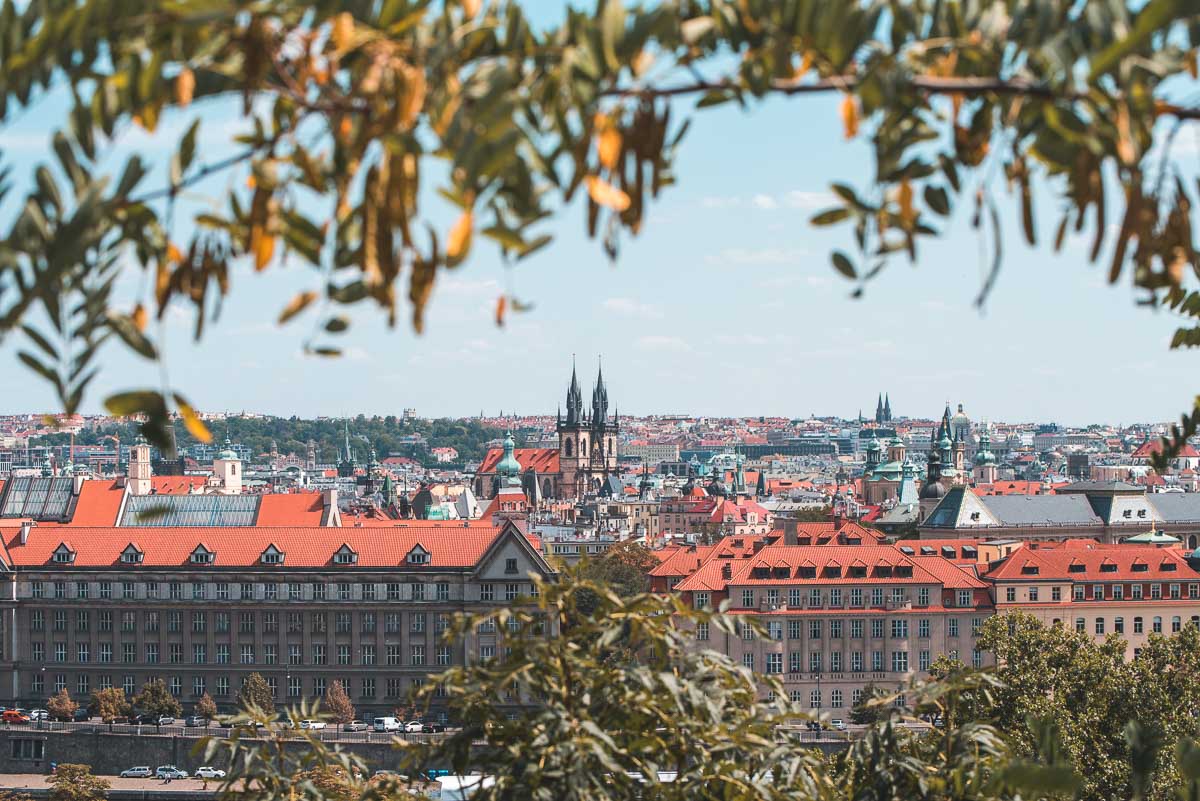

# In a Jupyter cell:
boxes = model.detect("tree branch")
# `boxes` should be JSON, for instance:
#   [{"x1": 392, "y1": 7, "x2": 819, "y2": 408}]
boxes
[{"x1": 600, "y1": 74, "x2": 1200, "y2": 120}]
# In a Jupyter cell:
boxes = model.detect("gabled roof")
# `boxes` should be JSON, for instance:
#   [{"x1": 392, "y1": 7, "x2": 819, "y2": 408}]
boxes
[{"x1": 1, "y1": 524, "x2": 515, "y2": 569}]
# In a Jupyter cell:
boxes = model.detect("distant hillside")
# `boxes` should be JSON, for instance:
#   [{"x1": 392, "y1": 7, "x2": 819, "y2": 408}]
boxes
[{"x1": 31, "y1": 416, "x2": 506, "y2": 464}]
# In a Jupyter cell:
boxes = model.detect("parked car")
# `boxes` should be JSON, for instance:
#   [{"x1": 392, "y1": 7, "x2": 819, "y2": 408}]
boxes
[
  {"x1": 343, "y1": 720, "x2": 367, "y2": 732},
  {"x1": 184, "y1": 715, "x2": 209, "y2": 727},
  {"x1": 194, "y1": 767, "x2": 226, "y2": 779},
  {"x1": 299, "y1": 719, "x2": 327, "y2": 730},
  {"x1": 830, "y1": 720, "x2": 848, "y2": 731},
  {"x1": 156, "y1": 716, "x2": 176, "y2": 726},
  {"x1": 155, "y1": 766, "x2": 188, "y2": 780},
  {"x1": 421, "y1": 722, "x2": 445, "y2": 733},
  {"x1": 120, "y1": 767, "x2": 152, "y2": 778},
  {"x1": 2, "y1": 710, "x2": 30, "y2": 724},
  {"x1": 29, "y1": 709, "x2": 48, "y2": 721},
  {"x1": 373, "y1": 717, "x2": 401, "y2": 732},
  {"x1": 403, "y1": 720, "x2": 425, "y2": 733},
  {"x1": 72, "y1": 709, "x2": 90, "y2": 722}
]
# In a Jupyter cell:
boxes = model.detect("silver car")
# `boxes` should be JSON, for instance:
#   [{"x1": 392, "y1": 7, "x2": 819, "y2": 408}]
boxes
[{"x1": 120, "y1": 767, "x2": 152, "y2": 778}]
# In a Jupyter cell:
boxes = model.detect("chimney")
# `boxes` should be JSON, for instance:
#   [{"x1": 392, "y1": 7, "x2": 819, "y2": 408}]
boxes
[
  {"x1": 752, "y1": 539, "x2": 765, "y2": 554},
  {"x1": 73, "y1": 473, "x2": 86, "y2": 495},
  {"x1": 783, "y1": 521, "x2": 798, "y2": 547},
  {"x1": 832, "y1": 509, "x2": 845, "y2": 530},
  {"x1": 721, "y1": 563, "x2": 732, "y2": 579},
  {"x1": 19, "y1": 521, "x2": 33, "y2": 545}
]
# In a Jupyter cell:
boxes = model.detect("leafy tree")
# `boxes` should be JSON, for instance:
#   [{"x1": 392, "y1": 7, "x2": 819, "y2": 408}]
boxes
[
  {"x1": 45, "y1": 765, "x2": 109, "y2": 801},
  {"x1": 89, "y1": 687, "x2": 129, "y2": 723},
  {"x1": 194, "y1": 692, "x2": 218, "y2": 723},
  {"x1": 1, "y1": 3, "x2": 1199, "y2": 465},
  {"x1": 134, "y1": 678, "x2": 183, "y2": 719},
  {"x1": 574, "y1": 540, "x2": 660, "y2": 616},
  {"x1": 977, "y1": 612, "x2": 1131, "y2": 801},
  {"x1": 324, "y1": 681, "x2": 355, "y2": 727},
  {"x1": 238, "y1": 672, "x2": 276, "y2": 713},
  {"x1": 848, "y1": 681, "x2": 892, "y2": 725},
  {"x1": 47, "y1": 689, "x2": 78, "y2": 721}
]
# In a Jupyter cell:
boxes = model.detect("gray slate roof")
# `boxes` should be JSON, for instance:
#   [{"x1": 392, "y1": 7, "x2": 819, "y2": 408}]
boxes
[
  {"x1": 982, "y1": 495, "x2": 1102, "y2": 527},
  {"x1": 1147, "y1": 493, "x2": 1200, "y2": 523}
]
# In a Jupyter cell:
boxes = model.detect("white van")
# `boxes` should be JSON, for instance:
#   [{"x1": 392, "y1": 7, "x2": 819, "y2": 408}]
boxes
[{"x1": 373, "y1": 717, "x2": 401, "y2": 732}]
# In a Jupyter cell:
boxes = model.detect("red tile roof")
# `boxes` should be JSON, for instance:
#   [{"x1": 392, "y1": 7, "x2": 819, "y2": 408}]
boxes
[
  {"x1": 66, "y1": 480, "x2": 125, "y2": 526},
  {"x1": 256, "y1": 493, "x2": 326, "y2": 526},
  {"x1": 1133, "y1": 439, "x2": 1200, "y2": 458},
  {"x1": 986, "y1": 543, "x2": 1199, "y2": 582},
  {"x1": 477, "y1": 447, "x2": 560, "y2": 474},
  {"x1": 1, "y1": 523, "x2": 513, "y2": 569},
  {"x1": 150, "y1": 476, "x2": 209, "y2": 493}
]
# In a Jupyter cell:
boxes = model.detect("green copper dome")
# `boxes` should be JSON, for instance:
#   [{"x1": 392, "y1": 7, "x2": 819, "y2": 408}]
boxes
[
  {"x1": 216, "y1": 437, "x2": 238, "y2": 460},
  {"x1": 866, "y1": 432, "x2": 881, "y2": 452},
  {"x1": 495, "y1": 432, "x2": 523, "y2": 484}
]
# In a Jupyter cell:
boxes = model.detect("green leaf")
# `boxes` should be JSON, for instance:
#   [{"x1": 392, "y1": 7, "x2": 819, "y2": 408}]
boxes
[
  {"x1": 1089, "y1": 0, "x2": 1187, "y2": 79},
  {"x1": 811, "y1": 207, "x2": 851, "y2": 226},
  {"x1": 923, "y1": 185, "x2": 950, "y2": 216},
  {"x1": 107, "y1": 312, "x2": 158, "y2": 360},
  {"x1": 179, "y1": 118, "x2": 200, "y2": 175},
  {"x1": 601, "y1": 0, "x2": 625, "y2": 72},
  {"x1": 104, "y1": 390, "x2": 167, "y2": 418},
  {"x1": 831, "y1": 251, "x2": 857, "y2": 280},
  {"x1": 324, "y1": 317, "x2": 349, "y2": 333}
]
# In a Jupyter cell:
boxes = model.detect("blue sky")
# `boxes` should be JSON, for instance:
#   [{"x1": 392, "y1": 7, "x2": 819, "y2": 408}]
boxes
[{"x1": 0, "y1": 4, "x2": 1195, "y2": 426}]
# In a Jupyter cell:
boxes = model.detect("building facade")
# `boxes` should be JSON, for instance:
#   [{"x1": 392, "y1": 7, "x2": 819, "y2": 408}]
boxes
[{"x1": 0, "y1": 521, "x2": 554, "y2": 718}]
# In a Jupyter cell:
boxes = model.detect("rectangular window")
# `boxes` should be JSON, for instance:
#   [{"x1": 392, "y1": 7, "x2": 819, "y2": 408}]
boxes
[
  {"x1": 872, "y1": 588, "x2": 884, "y2": 607},
  {"x1": 264, "y1": 584, "x2": 278, "y2": 601},
  {"x1": 851, "y1": 652, "x2": 864, "y2": 672},
  {"x1": 917, "y1": 587, "x2": 930, "y2": 606},
  {"x1": 361, "y1": 645, "x2": 375, "y2": 666},
  {"x1": 192, "y1": 612, "x2": 206, "y2": 633},
  {"x1": 145, "y1": 611, "x2": 158, "y2": 633},
  {"x1": 169, "y1": 643, "x2": 181, "y2": 664},
  {"x1": 809, "y1": 620, "x2": 822, "y2": 640},
  {"x1": 918, "y1": 619, "x2": 930, "y2": 638},
  {"x1": 696, "y1": 622, "x2": 709, "y2": 642},
  {"x1": 411, "y1": 582, "x2": 426, "y2": 602},
  {"x1": 312, "y1": 644, "x2": 326, "y2": 665},
  {"x1": 890, "y1": 619, "x2": 908, "y2": 639},
  {"x1": 386, "y1": 614, "x2": 401, "y2": 634},
  {"x1": 216, "y1": 645, "x2": 230, "y2": 664},
  {"x1": 193, "y1": 644, "x2": 206, "y2": 664},
  {"x1": 1095, "y1": 618, "x2": 1105, "y2": 635},
  {"x1": 362, "y1": 583, "x2": 376, "y2": 601},
  {"x1": 1093, "y1": 584, "x2": 1104, "y2": 600},
  {"x1": 829, "y1": 588, "x2": 842, "y2": 607},
  {"x1": 313, "y1": 583, "x2": 327, "y2": 601},
  {"x1": 891, "y1": 651, "x2": 909, "y2": 672},
  {"x1": 765, "y1": 653, "x2": 783, "y2": 674},
  {"x1": 411, "y1": 645, "x2": 425, "y2": 666},
  {"x1": 99, "y1": 643, "x2": 111, "y2": 663},
  {"x1": 948, "y1": 619, "x2": 959, "y2": 638},
  {"x1": 167, "y1": 612, "x2": 179, "y2": 633},
  {"x1": 696, "y1": 592, "x2": 711, "y2": 610},
  {"x1": 388, "y1": 583, "x2": 402, "y2": 601},
  {"x1": 362, "y1": 612, "x2": 376, "y2": 633},
  {"x1": 338, "y1": 644, "x2": 351, "y2": 665},
  {"x1": 121, "y1": 612, "x2": 135, "y2": 632},
  {"x1": 216, "y1": 612, "x2": 230, "y2": 633},
  {"x1": 336, "y1": 613, "x2": 352, "y2": 633},
  {"x1": 1151, "y1": 584, "x2": 1163, "y2": 600},
  {"x1": 871, "y1": 619, "x2": 884, "y2": 639},
  {"x1": 288, "y1": 645, "x2": 302, "y2": 665},
  {"x1": 411, "y1": 613, "x2": 425, "y2": 633},
  {"x1": 851, "y1": 619, "x2": 864, "y2": 639},
  {"x1": 742, "y1": 589, "x2": 754, "y2": 607},
  {"x1": 829, "y1": 619, "x2": 843, "y2": 639},
  {"x1": 264, "y1": 644, "x2": 277, "y2": 665},
  {"x1": 505, "y1": 583, "x2": 520, "y2": 601},
  {"x1": 437, "y1": 582, "x2": 450, "y2": 602},
  {"x1": 1113, "y1": 584, "x2": 1124, "y2": 600},
  {"x1": 919, "y1": 650, "x2": 931, "y2": 671},
  {"x1": 872, "y1": 651, "x2": 883, "y2": 671},
  {"x1": 788, "y1": 619, "x2": 802, "y2": 640},
  {"x1": 1132, "y1": 584, "x2": 1144, "y2": 600},
  {"x1": 1052, "y1": 586, "x2": 1062, "y2": 601},
  {"x1": 100, "y1": 582, "x2": 114, "y2": 599},
  {"x1": 76, "y1": 581, "x2": 89, "y2": 599},
  {"x1": 956, "y1": 590, "x2": 972, "y2": 607},
  {"x1": 789, "y1": 589, "x2": 803, "y2": 608},
  {"x1": 338, "y1": 583, "x2": 351, "y2": 601},
  {"x1": 216, "y1": 583, "x2": 229, "y2": 600},
  {"x1": 1029, "y1": 587, "x2": 1039, "y2": 602},
  {"x1": 192, "y1": 583, "x2": 205, "y2": 600},
  {"x1": 241, "y1": 583, "x2": 255, "y2": 600}
]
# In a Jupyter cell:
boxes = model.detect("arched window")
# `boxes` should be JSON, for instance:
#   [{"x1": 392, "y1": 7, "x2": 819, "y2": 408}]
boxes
[
  {"x1": 580, "y1": 437, "x2": 588, "y2": 455},
  {"x1": 543, "y1": 479, "x2": 552, "y2": 498},
  {"x1": 809, "y1": 689, "x2": 821, "y2": 709},
  {"x1": 564, "y1": 439, "x2": 573, "y2": 457},
  {"x1": 1190, "y1": 535, "x2": 1198, "y2": 550},
  {"x1": 830, "y1": 689, "x2": 844, "y2": 708}
]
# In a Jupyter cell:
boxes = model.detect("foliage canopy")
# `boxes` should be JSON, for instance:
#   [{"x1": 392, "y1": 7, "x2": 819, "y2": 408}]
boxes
[{"x1": 2, "y1": 1, "x2": 1200, "y2": 462}]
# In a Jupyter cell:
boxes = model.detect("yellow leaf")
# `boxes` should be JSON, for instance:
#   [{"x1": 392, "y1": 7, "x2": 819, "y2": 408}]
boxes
[
  {"x1": 132, "y1": 303, "x2": 148, "y2": 333},
  {"x1": 632, "y1": 50, "x2": 654, "y2": 77},
  {"x1": 175, "y1": 67, "x2": 195, "y2": 108},
  {"x1": 253, "y1": 231, "x2": 276, "y2": 271},
  {"x1": 462, "y1": 0, "x2": 481, "y2": 17},
  {"x1": 278, "y1": 291, "x2": 319, "y2": 324},
  {"x1": 898, "y1": 179, "x2": 915, "y2": 227},
  {"x1": 796, "y1": 51, "x2": 813, "y2": 77},
  {"x1": 175, "y1": 398, "x2": 212, "y2": 444},
  {"x1": 840, "y1": 94, "x2": 859, "y2": 140},
  {"x1": 1190, "y1": 49, "x2": 1199, "y2": 80},
  {"x1": 447, "y1": 210, "x2": 474, "y2": 261},
  {"x1": 596, "y1": 117, "x2": 623, "y2": 171},
  {"x1": 495, "y1": 294, "x2": 507, "y2": 327},
  {"x1": 399, "y1": 63, "x2": 426, "y2": 130},
  {"x1": 332, "y1": 12, "x2": 355, "y2": 51},
  {"x1": 1116, "y1": 101, "x2": 1136, "y2": 165},
  {"x1": 167, "y1": 242, "x2": 184, "y2": 263},
  {"x1": 586, "y1": 176, "x2": 631, "y2": 211}
]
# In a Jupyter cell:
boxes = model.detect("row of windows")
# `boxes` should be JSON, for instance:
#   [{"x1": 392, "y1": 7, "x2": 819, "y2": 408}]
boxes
[
  {"x1": 739, "y1": 648, "x2": 985, "y2": 674},
  {"x1": 1070, "y1": 615, "x2": 1200, "y2": 635},
  {"x1": 30, "y1": 609, "x2": 454, "y2": 635},
  {"x1": 31, "y1": 640, "x2": 457, "y2": 666},
  {"x1": 30, "y1": 672, "x2": 449, "y2": 703},
  {"x1": 29, "y1": 580, "x2": 534, "y2": 603},
  {"x1": 1003, "y1": 583, "x2": 1200, "y2": 603},
  {"x1": 694, "y1": 617, "x2": 980, "y2": 641},
  {"x1": 701, "y1": 587, "x2": 977, "y2": 610}
]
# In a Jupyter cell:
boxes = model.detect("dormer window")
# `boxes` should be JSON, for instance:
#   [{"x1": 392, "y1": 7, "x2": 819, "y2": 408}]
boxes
[
  {"x1": 1132, "y1": 562, "x2": 1149, "y2": 573},
  {"x1": 120, "y1": 544, "x2": 144, "y2": 564},
  {"x1": 970, "y1": 512, "x2": 981, "y2": 521},
  {"x1": 406, "y1": 545, "x2": 430, "y2": 565},
  {"x1": 260, "y1": 545, "x2": 285, "y2": 565},
  {"x1": 333, "y1": 545, "x2": 358, "y2": 565},
  {"x1": 1161, "y1": 562, "x2": 1178, "y2": 572},
  {"x1": 1137, "y1": 509, "x2": 1147, "y2": 518},
  {"x1": 1100, "y1": 563, "x2": 1117, "y2": 573},
  {"x1": 1068, "y1": 563, "x2": 1086, "y2": 573},
  {"x1": 1123, "y1": 510, "x2": 1132, "y2": 518},
  {"x1": 51, "y1": 543, "x2": 75, "y2": 564},
  {"x1": 190, "y1": 545, "x2": 215, "y2": 565},
  {"x1": 1021, "y1": 564, "x2": 1039, "y2": 575}
]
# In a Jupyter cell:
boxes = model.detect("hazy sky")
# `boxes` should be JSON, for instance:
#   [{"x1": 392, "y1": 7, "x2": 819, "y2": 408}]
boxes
[{"x1": 0, "y1": 4, "x2": 1196, "y2": 426}]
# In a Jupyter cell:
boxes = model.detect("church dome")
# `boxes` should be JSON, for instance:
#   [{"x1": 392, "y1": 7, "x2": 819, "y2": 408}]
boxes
[
  {"x1": 495, "y1": 432, "x2": 523, "y2": 483},
  {"x1": 707, "y1": 472, "x2": 728, "y2": 498},
  {"x1": 216, "y1": 438, "x2": 238, "y2": 460},
  {"x1": 920, "y1": 479, "x2": 947, "y2": 500},
  {"x1": 866, "y1": 433, "x2": 881, "y2": 452},
  {"x1": 950, "y1": 403, "x2": 971, "y2": 436}
]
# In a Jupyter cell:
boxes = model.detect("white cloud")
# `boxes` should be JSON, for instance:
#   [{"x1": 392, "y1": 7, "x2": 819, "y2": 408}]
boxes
[
  {"x1": 752, "y1": 194, "x2": 778, "y2": 210},
  {"x1": 439, "y1": 277, "x2": 501, "y2": 295},
  {"x1": 601, "y1": 297, "x2": 663, "y2": 319},
  {"x1": 783, "y1": 190, "x2": 837, "y2": 210},
  {"x1": 706, "y1": 247, "x2": 808, "y2": 266},
  {"x1": 636, "y1": 335, "x2": 692, "y2": 353},
  {"x1": 700, "y1": 196, "x2": 741, "y2": 209}
]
